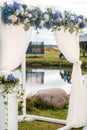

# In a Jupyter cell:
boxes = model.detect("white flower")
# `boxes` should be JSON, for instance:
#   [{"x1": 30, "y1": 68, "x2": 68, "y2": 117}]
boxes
[
  {"x1": 58, "y1": 18, "x2": 62, "y2": 22},
  {"x1": 20, "y1": 6, "x2": 24, "y2": 15},
  {"x1": 75, "y1": 24, "x2": 79, "y2": 28},
  {"x1": 15, "y1": 9, "x2": 20, "y2": 16},
  {"x1": 29, "y1": 14, "x2": 32, "y2": 18},
  {"x1": 71, "y1": 16, "x2": 75, "y2": 20},
  {"x1": 78, "y1": 18, "x2": 82, "y2": 23},
  {"x1": 8, "y1": 15, "x2": 15, "y2": 20},
  {"x1": 24, "y1": 11, "x2": 29, "y2": 16},
  {"x1": 39, "y1": 21, "x2": 44, "y2": 26},
  {"x1": 44, "y1": 14, "x2": 49, "y2": 21},
  {"x1": 20, "y1": 6, "x2": 24, "y2": 12},
  {"x1": 24, "y1": 18, "x2": 29, "y2": 24}
]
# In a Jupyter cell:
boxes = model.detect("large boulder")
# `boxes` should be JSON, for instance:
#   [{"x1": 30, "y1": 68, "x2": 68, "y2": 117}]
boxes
[{"x1": 34, "y1": 88, "x2": 68, "y2": 109}]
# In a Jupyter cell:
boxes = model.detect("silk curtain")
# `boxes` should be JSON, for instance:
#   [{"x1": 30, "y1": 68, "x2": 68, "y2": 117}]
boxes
[
  {"x1": 0, "y1": 17, "x2": 33, "y2": 74},
  {"x1": 54, "y1": 28, "x2": 87, "y2": 128}
]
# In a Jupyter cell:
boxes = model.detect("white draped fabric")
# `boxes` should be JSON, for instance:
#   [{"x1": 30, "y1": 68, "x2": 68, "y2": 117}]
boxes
[
  {"x1": 0, "y1": 21, "x2": 33, "y2": 74},
  {"x1": 54, "y1": 28, "x2": 87, "y2": 128},
  {"x1": 0, "y1": 3, "x2": 33, "y2": 74},
  {"x1": 0, "y1": 7, "x2": 33, "y2": 130}
]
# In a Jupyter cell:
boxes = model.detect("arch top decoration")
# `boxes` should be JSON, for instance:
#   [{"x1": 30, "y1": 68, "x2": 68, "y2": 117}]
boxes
[{"x1": 1, "y1": 1, "x2": 87, "y2": 33}]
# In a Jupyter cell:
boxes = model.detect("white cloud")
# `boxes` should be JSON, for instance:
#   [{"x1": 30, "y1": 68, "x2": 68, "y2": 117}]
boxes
[{"x1": 31, "y1": 29, "x2": 57, "y2": 45}]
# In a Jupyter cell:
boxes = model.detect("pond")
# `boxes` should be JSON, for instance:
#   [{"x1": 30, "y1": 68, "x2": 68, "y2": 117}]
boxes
[{"x1": 13, "y1": 69, "x2": 71, "y2": 96}]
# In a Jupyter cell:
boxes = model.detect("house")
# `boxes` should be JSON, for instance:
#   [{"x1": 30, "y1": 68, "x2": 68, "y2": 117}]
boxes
[{"x1": 26, "y1": 41, "x2": 44, "y2": 54}]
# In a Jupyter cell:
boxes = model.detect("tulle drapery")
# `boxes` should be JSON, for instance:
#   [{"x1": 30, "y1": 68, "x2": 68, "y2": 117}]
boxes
[
  {"x1": 0, "y1": 23, "x2": 33, "y2": 74},
  {"x1": 54, "y1": 28, "x2": 87, "y2": 128}
]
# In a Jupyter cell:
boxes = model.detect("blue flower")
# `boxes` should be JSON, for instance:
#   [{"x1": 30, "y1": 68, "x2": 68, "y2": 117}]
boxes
[
  {"x1": 13, "y1": 1, "x2": 20, "y2": 9},
  {"x1": 79, "y1": 22, "x2": 86, "y2": 28},
  {"x1": 44, "y1": 22, "x2": 52, "y2": 29},
  {"x1": 77, "y1": 15, "x2": 84, "y2": 19},
  {"x1": 3, "y1": 5, "x2": 12, "y2": 15},
  {"x1": 34, "y1": 12, "x2": 38, "y2": 18},
  {"x1": 7, "y1": 74, "x2": 16, "y2": 82},
  {"x1": 22, "y1": 4, "x2": 27, "y2": 9},
  {"x1": 52, "y1": 12, "x2": 62, "y2": 19},
  {"x1": 5, "y1": 19, "x2": 11, "y2": 24},
  {"x1": 72, "y1": 19, "x2": 78, "y2": 25}
]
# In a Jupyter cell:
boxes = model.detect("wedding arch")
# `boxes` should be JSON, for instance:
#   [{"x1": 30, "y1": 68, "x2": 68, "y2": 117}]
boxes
[{"x1": 0, "y1": 1, "x2": 87, "y2": 130}]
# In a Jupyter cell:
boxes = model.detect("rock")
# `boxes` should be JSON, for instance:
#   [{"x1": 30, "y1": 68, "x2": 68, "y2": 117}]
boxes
[{"x1": 34, "y1": 88, "x2": 68, "y2": 109}]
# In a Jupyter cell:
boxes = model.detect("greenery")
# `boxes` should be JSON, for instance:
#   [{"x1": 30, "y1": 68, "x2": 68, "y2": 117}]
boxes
[
  {"x1": 0, "y1": 73, "x2": 19, "y2": 94},
  {"x1": 26, "y1": 46, "x2": 72, "y2": 67},
  {"x1": 26, "y1": 96, "x2": 68, "y2": 111},
  {"x1": 26, "y1": 46, "x2": 87, "y2": 73},
  {"x1": 18, "y1": 121, "x2": 82, "y2": 130},
  {"x1": 18, "y1": 97, "x2": 82, "y2": 130}
]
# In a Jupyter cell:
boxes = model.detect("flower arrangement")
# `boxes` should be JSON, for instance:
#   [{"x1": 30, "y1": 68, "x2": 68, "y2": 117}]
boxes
[
  {"x1": 0, "y1": 73, "x2": 19, "y2": 94},
  {"x1": 2, "y1": 1, "x2": 43, "y2": 30},
  {"x1": 0, "y1": 73, "x2": 24, "y2": 130},
  {"x1": 1, "y1": 1, "x2": 87, "y2": 32},
  {"x1": 43, "y1": 8, "x2": 86, "y2": 33}
]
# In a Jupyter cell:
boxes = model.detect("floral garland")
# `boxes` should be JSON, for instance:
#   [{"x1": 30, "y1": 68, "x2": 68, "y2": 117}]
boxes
[
  {"x1": 1, "y1": 1, "x2": 87, "y2": 32},
  {"x1": 0, "y1": 73, "x2": 24, "y2": 130},
  {"x1": 2, "y1": 1, "x2": 43, "y2": 30},
  {"x1": 0, "y1": 73, "x2": 19, "y2": 94}
]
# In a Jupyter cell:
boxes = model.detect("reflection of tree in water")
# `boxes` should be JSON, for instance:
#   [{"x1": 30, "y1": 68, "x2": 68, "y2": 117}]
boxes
[{"x1": 60, "y1": 71, "x2": 71, "y2": 84}]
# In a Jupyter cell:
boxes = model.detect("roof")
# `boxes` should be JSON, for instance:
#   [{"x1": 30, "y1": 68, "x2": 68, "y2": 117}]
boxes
[{"x1": 79, "y1": 33, "x2": 87, "y2": 42}]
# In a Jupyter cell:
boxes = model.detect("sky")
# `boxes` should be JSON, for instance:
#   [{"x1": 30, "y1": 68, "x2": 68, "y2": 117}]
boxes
[{"x1": 1, "y1": 0, "x2": 87, "y2": 45}]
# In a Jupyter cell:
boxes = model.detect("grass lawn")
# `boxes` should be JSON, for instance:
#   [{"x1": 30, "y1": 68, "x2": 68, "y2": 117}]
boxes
[
  {"x1": 26, "y1": 46, "x2": 87, "y2": 73},
  {"x1": 18, "y1": 108, "x2": 82, "y2": 130},
  {"x1": 18, "y1": 98, "x2": 82, "y2": 130}
]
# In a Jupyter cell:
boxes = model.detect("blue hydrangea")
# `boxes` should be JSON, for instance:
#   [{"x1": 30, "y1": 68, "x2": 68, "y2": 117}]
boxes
[
  {"x1": 7, "y1": 74, "x2": 16, "y2": 82},
  {"x1": 13, "y1": 1, "x2": 20, "y2": 9},
  {"x1": 72, "y1": 19, "x2": 78, "y2": 25},
  {"x1": 44, "y1": 22, "x2": 52, "y2": 29},
  {"x1": 5, "y1": 19, "x2": 11, "y2": 24},
  {"x1": 3, "y1": 4, "x2": 13, "y2": 15},
  {"x1": 79, "y1": 22, "x2": 86, "y2": 28},
  {"x1": 77, "y1": 15, "x2": 84, "y2": 19},
  {"x1": 52, "y1": 12, "x2": 62, "y2": 19}
]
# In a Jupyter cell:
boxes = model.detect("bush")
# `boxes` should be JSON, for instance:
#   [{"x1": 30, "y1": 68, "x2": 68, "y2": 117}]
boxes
[{"x1": 26, "y1": 96, "x2": 68, "y2": 111}]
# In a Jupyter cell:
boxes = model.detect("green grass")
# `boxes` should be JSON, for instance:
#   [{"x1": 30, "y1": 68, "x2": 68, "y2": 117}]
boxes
[
  {"x1": 26, "y1": 47, "x2": 72, "y2": 68},
  {"x1": 18, "y1": 99, "x2": 82, "y2": 130},
  {"x1": 18, "y1": 108, "x2": 82, "y2": 130},
  {"x1": 26, "y1": 46, "x2": 87, "y2": 73}
]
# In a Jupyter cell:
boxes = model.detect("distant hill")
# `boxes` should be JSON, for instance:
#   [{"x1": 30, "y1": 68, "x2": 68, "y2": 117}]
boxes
[{"x1": 44, "y1": 45, "x2": 57, "y2": 47}]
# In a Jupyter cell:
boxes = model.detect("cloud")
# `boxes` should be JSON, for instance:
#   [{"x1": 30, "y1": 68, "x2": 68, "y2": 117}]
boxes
[{"x1": 30, "y1": 29, "x2": 57, "y2": 45}]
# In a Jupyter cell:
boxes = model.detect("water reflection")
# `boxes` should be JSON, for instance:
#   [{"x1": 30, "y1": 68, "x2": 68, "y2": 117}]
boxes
[
  {"x1": 26, "y1": 69, "x2": 71, "y2": 95},
  {"x1": 13, "y1": 69, "x2": 71, "y2": 96},
  {"x1": 26, "y1": 71, "x2": 44, "y2": 84},
  {"x1": 60, "y1": 71, "x2": 71, "y2": 83}
]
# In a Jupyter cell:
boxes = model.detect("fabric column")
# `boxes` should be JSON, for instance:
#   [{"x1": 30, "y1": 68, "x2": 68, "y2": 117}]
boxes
[
  {"x1": 8, "y1": 94, "x2": 18, "y2": 130},
  {"x1": 67, "y1": 62, "x2": 87, "y2": 127}
]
